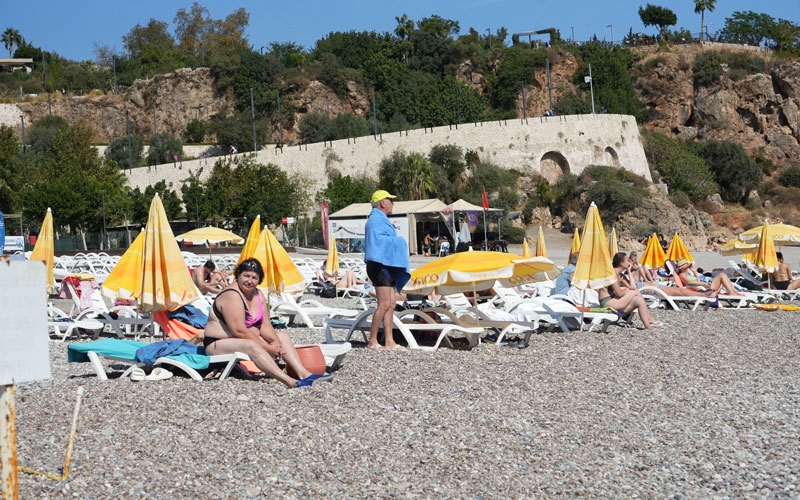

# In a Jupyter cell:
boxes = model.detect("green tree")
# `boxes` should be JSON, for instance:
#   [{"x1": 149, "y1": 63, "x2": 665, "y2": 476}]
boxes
[
  {"x1": 487, "y1": 46, "x2": 544, "y2": 111},
  {"x1": 641, "y1": 130, "x2": 717, "y2": 201},
  {"x1": 326, "y1": 113, "x2": 372, "y2": 140},
  {"x1": 208, "y1": 111, "x2": 267, "y2": 152},
  {"x1": 718, "y1": 11, "x2": 775, "y2": 46},
  {"x1": 105, "y1": 134, "x2": 144, "y2": 170},
  {"x1": 317, "y1": 174, "x2": 368, "y2": 212},
  {"x1": 697, "y1": 140, "x2": 762, "y2": 203},
  {"x1": 418, "y1": 77, "x2": 486, "y2": 127},
  {"x1": 184, "y1": 119, "x2": 207, "y2": 143},
  {"x1": 638, "y1": 4, "x2": 678, "y2": 36},
  {"x1": 147, "y1": 133, "x2": 183, "y2": 165},
  {"x1": 694, "y1": 0, "x2": 717, "y2": 41},
  {"x1": 297, "y1": 112, "x2": 331, "y2": 143},
  {"x1": 396, "y1": 153, "x2": 436, "y2": 199},
  {"x1": 27, "y1": 116, "x2": 69, "y2": 161},
  {"x1": 1, "y1": 28, "x2": 24, "y2": 57},
  {"x1": 779, "y1": 165, "x2": 800, "y2": 188},
  {"x1": 429, "y1": 144, "x2": 466, "y2": 183},
  {"x1": 576, "y1": 42, "x2": 646, "y2": 121}
]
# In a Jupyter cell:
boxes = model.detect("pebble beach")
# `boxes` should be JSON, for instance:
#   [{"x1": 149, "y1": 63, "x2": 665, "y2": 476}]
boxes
[{"x1": 13, "y1": 245, "x2": 800, "y2": 499}]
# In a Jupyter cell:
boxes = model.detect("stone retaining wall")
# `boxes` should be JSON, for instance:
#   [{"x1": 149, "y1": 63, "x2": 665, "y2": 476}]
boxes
[{"x1": 125, "y1": 113, "x2": 650, "y2": 201}]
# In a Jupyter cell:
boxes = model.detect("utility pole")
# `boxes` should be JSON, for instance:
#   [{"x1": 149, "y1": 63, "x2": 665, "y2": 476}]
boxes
[
  {"x1": 277, "y1": 91, "x2": 283, "y2": 145},
  {"x1": 455, "y1": 84, "x2": 461, "y2": 126},
  {"x1": 546, "y1": 58, "x2": 553, "y2": 111},
  {"x1": 101, "y1": 190, "x2": 107, "y2": 250},
  {"x1": 520, "y1": 82, "x2": 526, "y2": 119},
  {"x1": 585, "y1": 63, "x2": 596, "y2": 114},
  {"x1": 371, "y1": 85, "x2": 378, "y2": 137},
  {"x1": 152, "y1": 105, "x2": 157, "y2": 135},
  {"x1": 19, "y1": 115, "x2": 25, "y2": 154},
  {"x1": 250, "y1": 88, "x2": 257, "y2": 152},
  {"x1": 126, "y1": 110, "x2": 133, "y2": 170}
]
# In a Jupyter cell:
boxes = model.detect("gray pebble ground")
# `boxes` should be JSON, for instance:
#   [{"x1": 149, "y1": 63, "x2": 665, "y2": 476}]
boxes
[{"x1": 13, "y1": 248, "x2": 800, "y2": 499}]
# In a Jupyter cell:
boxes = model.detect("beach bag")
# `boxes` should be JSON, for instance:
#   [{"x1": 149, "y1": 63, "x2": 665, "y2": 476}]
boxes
[{"x1": 320, "y1": 282, "x2": 337, "y2": 298}]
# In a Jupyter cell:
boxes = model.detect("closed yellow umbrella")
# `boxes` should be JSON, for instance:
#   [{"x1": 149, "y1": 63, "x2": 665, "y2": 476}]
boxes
[
  {"x1": 535, "y1": 226, "x2": 547, "y2": 258},
  {"x1": 521, "y1": 238, "x2": 532, "y2": 258},
  {"x1": 140, "y1": 194, "x2": 201, "y2": 313},
  {"x1": 252, "y1": 227, "x2": 305, "y2": 294},
  {"x1": 639, "y1": 233, "x2": 666, "y2": 269},
  {"x1": 745, "y1": 223, "x2": 778, "y2": 283},
  {"x1": 568, "y1": 228, "x2": 581, "y2": 264},
  {"x1": 30, "y1": 207, "x2": 55, "y2": 294},
  {"x1": 572, "y1": 202, "x2": 616, "y2": 290},
  {"x1": 404, "y1": 251, "x2": 555, "y2": 296},
  {"x1": 608, "y1": 226, "x2": 619, "y2": 256},
  {"x1": 237, "y1": 215, "x2": 262, "y2": 265},
  {"x1": 325, "y1": 237, "x2": 339, "y2": 278},
  {"x1": 665, "y1": 233, "x2": 693, "y2": 263},
  {"x1": 102, "y1": 230, "x2": 145, "y2": 301}
]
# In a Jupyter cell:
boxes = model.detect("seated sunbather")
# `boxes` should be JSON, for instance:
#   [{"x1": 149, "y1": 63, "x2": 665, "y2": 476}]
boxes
[
  {"x1": 614, "y1": 252, "x2": 707, "y2": 298},
  {"x1": 675, "y1": 258, "x2": 744, "y2": 296},
  {"x1": 771, "y1": 252, "x2": 800, "y2": 290},
  {"x1": 204, "y1": 258, "x2": 332, "y2": 388},
  {"x1": 599, "y1": 281, "x2": 662, "y2": 330},
  {"x1": 318, "y1": 259, "x2": 365, "y2": 290},
  {"x1": 193, "y1": 260, "x2": 225, "y2": 295}
]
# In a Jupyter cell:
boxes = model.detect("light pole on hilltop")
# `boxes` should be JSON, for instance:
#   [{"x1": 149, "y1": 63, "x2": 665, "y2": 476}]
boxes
[
  {"x1": 486, "y1": 28, "x2": 492, "y2": 49},
  {"x1": 101, "y1": 190, "x2": 107, "y2": 250},
  {"x1": 607, "y1": 24, "x2": 614, "y2": 45},
  {"x1": 570, "y1": 26, "x2": 575, "y2": 42},
  {"x1": 585, "y1": 63, "x2": 596, "y2": 114}
]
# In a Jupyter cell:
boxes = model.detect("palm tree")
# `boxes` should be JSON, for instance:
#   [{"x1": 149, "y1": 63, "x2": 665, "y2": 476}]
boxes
[
  {"x1": 1, "y1": 28, "x2": 23, "y2": 57},
  {"x1": 394, "y1": 14, "x2": 414, "y2": 40},
  {"x1": 693, "y1": 0, "x2": 716, "y2": 41},
  {"x1": 397, "y1": 153, "x2": 435, "y2": 199}
]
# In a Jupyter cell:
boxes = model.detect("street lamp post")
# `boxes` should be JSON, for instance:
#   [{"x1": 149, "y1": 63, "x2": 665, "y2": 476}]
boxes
[
  {"x1": 585, "y1": 63, "x2": 596, "y2": 114},
  {"x1": 101, "y1": 190, "x2": 107, "y2": 250},
  {"x1": 19, "y1": 115, "x2": 25, "y2": 154},
  {"x1": 570, "y1": 26, "x2": 575, "y2": 42},
  {"x1": 486, "y1": 28, "x2": 492, "y2": 49},
  {"x1": 607, "y1": 25, "x2": 614, "y2": 45}
]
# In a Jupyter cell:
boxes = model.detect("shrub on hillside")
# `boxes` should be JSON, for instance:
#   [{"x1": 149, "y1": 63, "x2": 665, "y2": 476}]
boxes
[
  {"x1": 779, "y1": 165, "x2": 800, "y2": 188},
  {"x1": 105, "y1": 135, "x2": 143, "y2": 170},
  {"x1": 692, "y1": 51, "x2": 722, "y2": 89},
  {"x1": 184, "y1": 119, "x2": 207, "y2": 143},
  {"x1": 147, "y1": 133, "x2": 183, "y2": 166},
  {"x1": 698, "y1": 140, "x2": 762, "y2": 203}
]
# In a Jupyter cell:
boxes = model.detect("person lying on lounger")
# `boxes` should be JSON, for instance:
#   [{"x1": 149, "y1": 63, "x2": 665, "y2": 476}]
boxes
[
  {"x1": 203, "y1": 258, "x2": 332, "y2": 388},
  {"x1": 675, "y1": 258, "x2": 744, "y2": 296},
  {"x1": 613, "y1": 252, "x2": 708, "y2": 298}
]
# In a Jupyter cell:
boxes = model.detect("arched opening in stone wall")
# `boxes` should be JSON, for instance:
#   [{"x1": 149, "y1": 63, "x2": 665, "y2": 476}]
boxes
[
  {"x1": 539, "y1": 151, "x2": 569, "y2": 183},
  {"x1": 603, "y1": 146, "x2": 620, "y2": 167}
]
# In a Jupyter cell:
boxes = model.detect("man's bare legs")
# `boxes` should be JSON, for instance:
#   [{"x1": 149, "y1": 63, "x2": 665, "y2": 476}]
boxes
[{"x1": 367, "y1": 286, "x2": 402, "y2": 350}]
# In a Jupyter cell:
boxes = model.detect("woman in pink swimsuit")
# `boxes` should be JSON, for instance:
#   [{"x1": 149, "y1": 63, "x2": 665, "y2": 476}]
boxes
[{"x1": 204, "y1": 258, "x2": 332, "y2": 388}]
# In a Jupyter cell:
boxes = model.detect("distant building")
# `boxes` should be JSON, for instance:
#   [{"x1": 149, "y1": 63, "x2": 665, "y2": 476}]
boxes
[{"x1": 0, "y1": 58, "x2": 34, "y2": 73}]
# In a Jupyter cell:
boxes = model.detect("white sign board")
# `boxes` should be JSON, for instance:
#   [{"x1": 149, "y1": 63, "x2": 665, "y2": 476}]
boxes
[
  {"x1": 2, "y1": 236, "x2": 24, "y2": 253},
  {"x1": 0, "y1": 261, "x2": 51, "y2": 385}
]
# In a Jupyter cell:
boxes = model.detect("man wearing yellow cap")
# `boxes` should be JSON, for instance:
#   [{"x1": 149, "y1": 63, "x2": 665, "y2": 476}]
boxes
[{"x1": 364, "y1": 189, "x2": 411, "y2": 350}]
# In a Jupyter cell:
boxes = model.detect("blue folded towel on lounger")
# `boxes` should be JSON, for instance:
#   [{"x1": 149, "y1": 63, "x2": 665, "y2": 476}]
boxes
[{"x1": 67, "y1": 338, "x2": 211, "y2": 370}]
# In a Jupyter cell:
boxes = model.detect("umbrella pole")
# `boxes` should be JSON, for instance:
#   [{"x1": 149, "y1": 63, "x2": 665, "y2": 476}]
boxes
[
  {"x1": 581, "y1": 290, "x2": 586, "y2": 330},
  {"x1": 483, "y1": 211, "x2": 488, "y2": 250}
]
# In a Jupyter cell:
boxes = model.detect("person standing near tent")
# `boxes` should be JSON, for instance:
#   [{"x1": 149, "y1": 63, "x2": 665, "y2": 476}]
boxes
[{"x1": 364, "y1": 189, "x2": 411, "y2": 351}]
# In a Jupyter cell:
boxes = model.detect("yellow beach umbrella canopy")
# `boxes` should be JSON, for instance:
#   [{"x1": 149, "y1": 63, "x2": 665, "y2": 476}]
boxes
[
  {"x1": 237, "y1": 215, "x2": 262, "y2": 265},
  {"x1": 140, "y1": 194, "x2": 201, "y2": 313},
  {"x1": 608, "y1": 227, "x2": 619, "y2": 256},
  {"x1": 403, "y1": 251, "x2": 555, "y2": 296},
  {"x1": 738, "y1": 222, "x2": 800, "y2": 245},
  {"x1": 719, "y1": 238, "x2": 758, "y2": 256},
  {"x1": 639, "y1": 233, "x2": 666, "y2": 269},
  {"x1": 251, "y1": 227, "x2": 305, "y2": 294},
  {"x1": 572, "y1": 202, "x2": 616, "y2": 290},
  {"x1": 665, "y1": 233, "x2": 693, "y2": 263},
  {"x1": 30, "y1": 207, "x2": 55, "y2": 294},
  {"x1": 176, "y1": 226, "x2": 244, "y2": 245},
  {"x1": 102, "y1": 230, "x2": 145, "y2": 301},
  {"x1": 325, "y1": 238, "x2": 340, "y2": 277},
  {"x1": 521, "y1": 238, "x2": 532, "y2": 258},
  {"x1": 535, "y1": 226, "x2": 547, "y2": 258}
]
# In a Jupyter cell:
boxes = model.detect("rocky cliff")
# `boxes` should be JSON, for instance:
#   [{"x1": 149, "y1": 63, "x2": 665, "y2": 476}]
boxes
[{"x1": 7, "y1": 44, "x2": 798, "y2": 165}]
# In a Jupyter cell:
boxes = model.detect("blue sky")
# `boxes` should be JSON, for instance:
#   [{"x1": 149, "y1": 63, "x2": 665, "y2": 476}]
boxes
[{"x1": 4, "y1": 1, "x2": 797, "y2": 61}]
